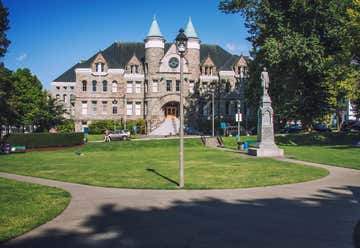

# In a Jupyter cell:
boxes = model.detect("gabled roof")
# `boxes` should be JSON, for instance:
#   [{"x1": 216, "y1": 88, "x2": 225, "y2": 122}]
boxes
[{"x1": 53, "y1": 42, "x2": 246, "y2": 82}]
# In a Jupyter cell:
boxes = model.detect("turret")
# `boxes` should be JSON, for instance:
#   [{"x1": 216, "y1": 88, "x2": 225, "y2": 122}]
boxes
[
  {"x1": 144, "y1": 15, "x2": 165, "y2": 75},
  {"x1": 184, "y1": 17, "x2": 200, "y2": 77}
]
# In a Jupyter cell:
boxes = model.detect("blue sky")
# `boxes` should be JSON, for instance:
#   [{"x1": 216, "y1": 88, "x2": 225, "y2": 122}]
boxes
[{"x1": 2, "y1": 0, "x2": 250, "y2": 89}]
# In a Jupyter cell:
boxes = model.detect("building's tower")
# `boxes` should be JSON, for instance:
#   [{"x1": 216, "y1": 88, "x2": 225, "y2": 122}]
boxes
[
  {"x1": 184, "y1": 17, "x2": 200, "y2": 78},
  {"x1": 144, "y1": 16, "x2": 165, "y2": 75}
]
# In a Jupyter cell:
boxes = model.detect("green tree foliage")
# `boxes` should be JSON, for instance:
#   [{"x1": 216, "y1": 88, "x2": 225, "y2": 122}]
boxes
[
  {"x1": 57, "y1": 119, "x2": 75, "y2": 133},
  {"x1": 0, "y1": 0, "x2": 10, "y2": 57},
  {"x1": 88, "y1": 120, "x2": 122, "y2": 134},
  {"x1": 8, "y1": 69, "x2": 46, "y2": 126},
  {"x1": 0, "y1": 65, "x2": 13, "y2": 127},
  {"x1": 219, "y1": 0, "x2": 360, "y2": 129}
]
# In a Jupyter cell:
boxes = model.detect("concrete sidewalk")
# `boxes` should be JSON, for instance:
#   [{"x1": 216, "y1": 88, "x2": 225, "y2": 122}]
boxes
[{"x1": 1, "y1": 159, "x2": 359, "y2": 248}]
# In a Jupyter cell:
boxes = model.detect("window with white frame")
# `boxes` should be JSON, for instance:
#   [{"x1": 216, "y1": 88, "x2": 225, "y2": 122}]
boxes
[
  {"x1": 96, "y1": 63, "x2": 104, "y2": 72},
  {"x1": 82, "y1": 101, "x2": 88, "y2": 115},
  {"x1": 135, "y1": 81, "x2": 141, "y2": 93},
  {"x1": 176, "y1": 80, "x2": 180, "y2": 92},
  {"x1": 126, "y1": 81, "x2": 133, "y2": 93},
  {"x1": 82, "y1": 80, "x2": 87, "y2": 91},
  {"x1": 102, "y1": 101, "x2": 107, "y2": 114},
  {"x1": 112, "y1": 81, "x2": 118, "y2": 92},
  {"x1": 92, "y1": 101, "x2": 97, "y2": 113},
  {"x1": 126, "y1": 102, "x2": 133, "y2": 115},
  {"x1": 152, "y1": 80, "x2": 158, "y2": 93},
  {"x1": 135, "y1": 102, "x2": 141, "y2": 116}
]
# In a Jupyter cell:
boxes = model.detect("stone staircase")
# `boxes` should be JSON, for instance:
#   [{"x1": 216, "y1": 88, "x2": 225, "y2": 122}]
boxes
[{"x1": 149, "y1": 118, "x2": 180, "y2": 136}]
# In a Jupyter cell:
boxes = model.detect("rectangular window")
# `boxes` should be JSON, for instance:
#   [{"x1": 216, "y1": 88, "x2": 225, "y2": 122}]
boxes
[
  {"x1": 126, "y1": 81, "x2": 133, "y2": 93},
  {"x1": 176, "y1": 80, "x2": 180, "y2": 92},
  {"x1": 152, "y1": 80, "x2": 158, "y2": 93},
  {"x1": 92, "y1": 81, "x2": 97, "y2": 92},
  {"x1": 126, "y1": 102, "x2": 133, "y2": 115},
  {"x1": 135, "y1": 81, "x2": 141, "y2": 93},
  {"x1": 144, "y1": 101, "x2": 148, "y2": 115},
  {"x1": 166, "y1": 80, "x2": 172, "y2": 92},
  {"x1": 112, "y1": 105, "x2": 118, "y2": 114},
  {"x1": 102, "y1": 101, "x2": 107, "y2": 114},
  {"x1": 226, "y1": 82, "x2": 231, "y2": 93},
  {"x1": 135, "y1": 102, "x2": 141, "y2": 116},
  {"x1": 92, "y1": 101, "x2": 97, "y2": 113},
  {"x1": 102, "y1": 81, "x2": 107, "y2": 92},
  {"x1": 82, "y1": 101, "x2": 87, "y2": 115},
  {"x1": 112, "y1": 81, "x2": 117, "y2": 92},
  {"x1": 130, "y1": 65, "x2": 134, "y2": 74},
  {"x1": 189, "y1": 80, "x2": 194, "y2": 93},
  {"x1": 135, "y1": 65, "x2": 139, "y2": 74}
]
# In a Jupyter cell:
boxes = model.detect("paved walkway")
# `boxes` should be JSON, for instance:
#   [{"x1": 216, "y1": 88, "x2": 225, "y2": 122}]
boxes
[{"x1": 1, "y1": 159, "x2": 360, "y2": 248}]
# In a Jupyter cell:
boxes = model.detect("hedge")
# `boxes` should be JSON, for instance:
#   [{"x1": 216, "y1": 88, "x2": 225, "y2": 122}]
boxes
[{"x1": 3, "y1": 133, "x2": 84, "y2": 148}]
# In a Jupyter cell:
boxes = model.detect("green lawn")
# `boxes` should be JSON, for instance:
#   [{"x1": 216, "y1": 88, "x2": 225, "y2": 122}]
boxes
[
  {"x1": 224, "y1": 133, "x2": 360, "y2": 170},
  {"x1": 0, "y1": 139, "x2": 327, "y2": 189},
  {"x1": 0, "y1": 177, "x2": 70, "y2": 242}
]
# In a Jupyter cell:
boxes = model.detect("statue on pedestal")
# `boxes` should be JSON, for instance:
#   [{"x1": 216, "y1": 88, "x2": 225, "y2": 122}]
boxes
[{"x1": 247, "y1": 67, "x2": 284, "y2": 157}]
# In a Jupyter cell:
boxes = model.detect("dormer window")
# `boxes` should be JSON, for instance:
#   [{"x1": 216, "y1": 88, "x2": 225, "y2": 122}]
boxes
[{"x1": 96, "y1": 63, "x2": 104, "y2": 72}]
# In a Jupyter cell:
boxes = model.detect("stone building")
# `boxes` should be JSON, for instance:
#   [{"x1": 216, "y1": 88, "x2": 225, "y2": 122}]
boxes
[{"x1": 51, "y1": 17, "x2": 249, "y2": 134}]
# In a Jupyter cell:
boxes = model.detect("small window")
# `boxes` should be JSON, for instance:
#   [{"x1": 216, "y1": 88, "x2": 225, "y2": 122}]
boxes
[
  {"x1": 102, "y1": 80, "x2": 108, "y2": 92},
  {"x1": 226, "y1": 82, "x2": 231, "y2": 93},
  {"x1": 92, "y1": 101, "x2": 97, "y2": 113},
  {"x1": 82, "y1": 101, "x2": 88, "y2": 115},
  {"x1": 70, "y1": 86, "x2": 74, "y2": 90},
  {"x1": 126, "y1": 102, "x2": 133, "y2": 115},
  {"x1": 135, "y1": 81, "x2": 141, "y2": 93},
  {"x1": 63, "y1": 86, "x2": 67, "y2": 90},
  {"x1": 126, "y1": 81, "x2": 133, "y2": 93},
  {"x1": 96, "y1": 63, "x2": 104, "y2": 72},
  {"x1": 135, "y1": 65, "x2": 139, "y2": 74},
  {"x1": 130, "y1": 65, "x2": 134, "y2": 74},
  {"x1": 112, "y1": 81, "x2": 118, "y2": 92},
  {"x1": 56, "y1": 86, "x2": 60, "y2": 90},
  {"x1": 176, "y1": 80, "x2": 180, "y2": 92},
  {"x1": 63, "y1": 94, "x2": 67, "y2": 103},
  {"x1": 189, "y1": 80, "x2": 194, "y2": 93},
  {"x1": 166, "y1": 80, "x2": 172, "y2": 92},
  {"x1": 112, "y1": 105, "x2": 118, "y2": 114},
  {"x1": 102, "y1": 101, "x2": 107, "y2": 114},
  {"x1": 152, "y1": 80, "x2": 158, "y2": 93},
  {"x1": 82, "y1": 80, "x2": 87, "y2": 91},
  {"x1": 92, "y1": 80, "x2": 97, "y2": 92},
  {"x1": 135, "y1": 102, "x2": 141, "y2": 115}
]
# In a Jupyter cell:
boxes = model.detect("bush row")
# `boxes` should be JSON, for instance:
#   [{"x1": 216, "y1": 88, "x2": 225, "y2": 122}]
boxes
[
  {"x1": 88, "y1": 119, "x2": 146, "y2": 134},
  {"x1": 3, "y1": 132, "x2": 84, "y2": 148}
]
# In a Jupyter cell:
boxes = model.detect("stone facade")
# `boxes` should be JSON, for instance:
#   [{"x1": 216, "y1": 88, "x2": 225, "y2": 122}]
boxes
[{"x1": 51, "y1": 17, "x2": 249, "y2": 133}]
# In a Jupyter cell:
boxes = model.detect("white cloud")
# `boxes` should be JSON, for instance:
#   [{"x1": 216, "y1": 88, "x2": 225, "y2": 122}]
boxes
[
  {"x1": 225, "y1": 43, "x2": 251, "y2": 55},
  {"x1": 16, "y1": 53, "x2": 27, "y2": 61}
]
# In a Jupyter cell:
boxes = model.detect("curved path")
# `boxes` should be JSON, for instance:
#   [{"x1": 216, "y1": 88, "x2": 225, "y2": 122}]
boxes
[{"x1": 1, "y1": 159, "x2": 360, "y2": 248}]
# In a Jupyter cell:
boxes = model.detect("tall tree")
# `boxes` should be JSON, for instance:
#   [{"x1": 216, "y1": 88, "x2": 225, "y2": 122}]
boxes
[
  {"x1": 8, "y1": 68, "x2": 46, "y2": 127},
  {"x1": 0, "y1": 0, "x2": 10, "y2": 57},
  {"x1": 219, "y1": 0, "x2": 359, "y2": 129}
]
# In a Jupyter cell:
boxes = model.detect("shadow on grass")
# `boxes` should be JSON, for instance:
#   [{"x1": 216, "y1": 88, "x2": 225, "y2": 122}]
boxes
[
  {"x1": 2, "y1": 186, "x2": 360, "y2": 248},
  {"x1": 329, "y1": 145, "x2": 358, "y2": 150},
  {"x1": 146, "y1": 168, "x2": 179, "y2": 187}
]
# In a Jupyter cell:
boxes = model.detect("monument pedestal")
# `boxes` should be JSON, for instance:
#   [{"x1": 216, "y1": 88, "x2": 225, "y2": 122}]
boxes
[{"x1": 248, "y1": 94, "x2": 284, "y2": 157}]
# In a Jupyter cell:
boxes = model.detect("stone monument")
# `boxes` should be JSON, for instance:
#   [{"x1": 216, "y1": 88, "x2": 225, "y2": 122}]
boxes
[{"x1": 248, "y1": 67, "x2": 284, "y2": 157}]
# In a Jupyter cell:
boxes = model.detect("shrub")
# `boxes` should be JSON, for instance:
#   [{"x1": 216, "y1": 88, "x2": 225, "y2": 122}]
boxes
[
  {"x1": 3, "y1": 133, "x2": 84, "y2": 148},
  {"x1": 126, "y1": 118, "x2": 146, "y2": 134},
  {"x1": 57, "y1": 119, "x2": 75, "y2": 133},
  {"x1": 88, "y1": 120, "x2": 122, "y2": 134}
]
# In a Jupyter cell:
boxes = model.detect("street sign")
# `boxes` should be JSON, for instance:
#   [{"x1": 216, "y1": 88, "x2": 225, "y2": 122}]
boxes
[
  {"x1": 235, "y1": 113, "x2": 242, "y2": 122},
  {"x1": 83, "y1": 127, "x2": 89, "y2": 134},
  {"x1": 220, "y1": 122, "x2": 226, "y2": 129}
]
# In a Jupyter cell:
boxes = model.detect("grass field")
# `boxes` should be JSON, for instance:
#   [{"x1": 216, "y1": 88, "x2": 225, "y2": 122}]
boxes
[
  {"x1": 0, "y1": 139, "x2": 327, "y2": 189},
  {"x1": 224, "y1": 132, "x2": 360, "y2": 170},
  {"x1": 0, "y1": 178, "x2": 70, "y2": 242}
]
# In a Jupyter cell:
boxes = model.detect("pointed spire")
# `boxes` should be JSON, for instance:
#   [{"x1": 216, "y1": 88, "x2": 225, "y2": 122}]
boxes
[
  {"x1": 185, "y1": 17, "x2": 198, "y2": 39},
  {"x1": 147, "y1": 15, "x2": 163, "y2": 38}
]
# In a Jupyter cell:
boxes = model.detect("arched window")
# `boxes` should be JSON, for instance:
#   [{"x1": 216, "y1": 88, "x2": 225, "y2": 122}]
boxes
[
  {"x1": 82, "y1": 80, "x2": 87, "y2": 91},
  {"x1": 102, "y1": 80, "x2": 108, "y2": 92},
  {"x1": 112, "y1": 81, "x2": 118, "y2": 92},
  {"x1": 92, "y1": 80, "x2": 97, "y2": 92},
  {"x1": 96, "y1": 63, "x2": 104, "y2": 72},
  {"x1": 63, "y1": 94, "x2": 67, "y2": 103},
  {"x1": 56, "y1": 94, "x2": 60, "y2": 99}
]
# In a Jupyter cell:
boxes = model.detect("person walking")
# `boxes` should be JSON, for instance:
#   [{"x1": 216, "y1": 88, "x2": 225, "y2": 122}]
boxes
[{"x1": 104, "y1": 129, "x2": 111, "y2": 142}]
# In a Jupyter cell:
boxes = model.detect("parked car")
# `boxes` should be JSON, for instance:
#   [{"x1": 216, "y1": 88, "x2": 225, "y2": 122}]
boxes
[
  {"x1": 109, "y1": 130, "x2": 130, "y2": 141},
  {"x1": 283, "y1": 124, "x2": 302, "y2": 133},
  {"x1": 313, "y1": 123, "x2": 332, "y2": 132},
  {"x1": 225, "y1": 126, "x2": 248, "y2": 136},
  {"x1": 341, "y1": 120, "x2": 360, "y2": 132}
]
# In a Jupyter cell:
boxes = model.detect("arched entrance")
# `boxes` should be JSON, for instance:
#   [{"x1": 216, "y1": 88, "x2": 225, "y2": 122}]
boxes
[{"x1": 162, "y1": 101, "x2": 179, "y2": 119}]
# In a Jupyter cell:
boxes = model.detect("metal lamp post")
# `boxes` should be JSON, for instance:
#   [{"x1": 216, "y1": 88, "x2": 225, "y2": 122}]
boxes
[
  {"x1": 237, "y1": 100, "x2": 241, "y2": 142},
  {"x1": 210, "y1": 83, "x2": 215, "y2": 137},
  {"x1": 123, "y1": 95, "x2": 126, "y2": 130},
  {"x1": 175, "y1": 28, "x2": 188, "y2": 188},
  {"x1": 112, "y1": 99, "x2": 118, "y2": 131}
]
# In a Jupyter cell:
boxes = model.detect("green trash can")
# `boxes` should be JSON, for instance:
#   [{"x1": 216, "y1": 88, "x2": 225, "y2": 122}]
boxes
[{"x1": 11, "y1": 146, "x2": 26, "y2": 153}]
